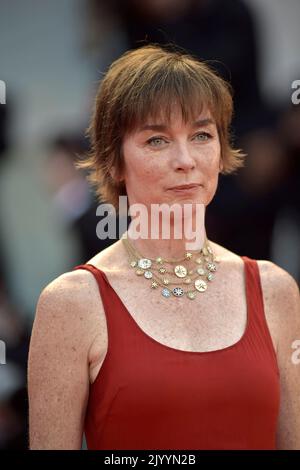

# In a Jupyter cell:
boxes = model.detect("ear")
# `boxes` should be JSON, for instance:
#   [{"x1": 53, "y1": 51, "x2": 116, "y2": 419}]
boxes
[{"x1": 219, "y1": 159, "x2": 224, "y2": 172}]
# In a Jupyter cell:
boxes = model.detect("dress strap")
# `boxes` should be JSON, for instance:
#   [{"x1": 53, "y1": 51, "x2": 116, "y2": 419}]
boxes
[{"x1": 241, "y1": 256, "x2": 279, "y2": 376}]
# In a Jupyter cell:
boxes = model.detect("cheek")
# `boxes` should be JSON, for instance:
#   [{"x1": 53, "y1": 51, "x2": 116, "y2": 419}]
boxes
[
  {"x1": 144, "y1": 161, "x2": 165, "y2": 178},
  {"x1": 132, "y1": 153, "x2": 165, "y2": 180},
  {"x1": 125, "y1": 156, "x2": 163, "y2": 188},
  {"x1": 200, "y1": 144, "x2": 221, "y2": 173}
]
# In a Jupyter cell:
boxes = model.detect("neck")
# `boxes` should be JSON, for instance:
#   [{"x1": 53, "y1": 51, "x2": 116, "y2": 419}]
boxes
[
  {"x1": 124, "y1": 202, "x2": 207, "y2": 259},
  {"x1": 124, "y1": 227, "x2": 207, "y2": 261}
]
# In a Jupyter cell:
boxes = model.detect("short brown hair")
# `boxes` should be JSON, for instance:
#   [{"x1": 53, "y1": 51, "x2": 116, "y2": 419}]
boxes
[{"x1": 76, "y1": 44, "x2": 245, "y2": 210}]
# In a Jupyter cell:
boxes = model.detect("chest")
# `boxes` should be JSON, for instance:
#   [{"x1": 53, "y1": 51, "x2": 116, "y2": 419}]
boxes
[{"x1": 105, "y1": 263, "x2": 248, "y2": 352}]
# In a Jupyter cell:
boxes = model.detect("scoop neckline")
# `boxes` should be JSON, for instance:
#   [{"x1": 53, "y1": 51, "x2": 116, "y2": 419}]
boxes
[{"x1": 87, "y1": 256, "x2": 251, "y2": 356}]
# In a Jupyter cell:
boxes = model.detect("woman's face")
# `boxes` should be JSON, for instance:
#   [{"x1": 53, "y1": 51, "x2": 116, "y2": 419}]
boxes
[{"x1": 121, "y1": 105, "x2": 222, "y2": 210}]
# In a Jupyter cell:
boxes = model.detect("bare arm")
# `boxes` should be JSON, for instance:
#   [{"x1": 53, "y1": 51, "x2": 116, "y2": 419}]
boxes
[
  {"x1": 260, "y1": 261, "x2": 300, "y2": 449},
  {"x1": 28, "y1": 271, "x2": 98, "y2": 449}
]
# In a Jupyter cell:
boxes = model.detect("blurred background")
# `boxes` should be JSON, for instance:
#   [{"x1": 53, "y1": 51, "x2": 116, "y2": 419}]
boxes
[{"x1": 0, "y1": 0, "x2": 299, "y2": 449}]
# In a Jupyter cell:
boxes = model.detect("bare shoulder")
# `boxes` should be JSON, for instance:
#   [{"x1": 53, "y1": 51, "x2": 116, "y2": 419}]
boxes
[
  {"x1": 257, "y1": 260, "x2": 299, "y2": 310},
  {"x1": 211, "y1": 238, "x2": 299, "y2": 305},
  {"x1": 31, "y1": 267, "x2": 105, "y2": 358},
  {"x1": 36, "y1": 268, "x2": 101, "y2": 320},
  {"x1": 257, "y1": 260, "x2": 300, "y2": 347},
  {"x1": 257, "y1": 263, "x2": 300, "y2": 449},
  {"x1": 28, "y1": 269, "x2": 103, "y2": 449}
]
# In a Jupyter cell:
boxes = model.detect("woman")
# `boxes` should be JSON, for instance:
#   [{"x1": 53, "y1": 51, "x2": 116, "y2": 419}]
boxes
[{"x1": 28, "y1": 45, "x2": 300, "y2": 450}]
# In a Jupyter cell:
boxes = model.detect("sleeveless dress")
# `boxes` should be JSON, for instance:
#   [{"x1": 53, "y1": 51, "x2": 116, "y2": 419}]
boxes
[{"x1": 73, "y1": 256, "x2": 280, "y2": 450}]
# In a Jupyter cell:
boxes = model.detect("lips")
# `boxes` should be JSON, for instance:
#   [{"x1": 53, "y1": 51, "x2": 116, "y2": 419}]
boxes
[{"x1": 168, "y1": 183, "x2": 200, "y2": 190}]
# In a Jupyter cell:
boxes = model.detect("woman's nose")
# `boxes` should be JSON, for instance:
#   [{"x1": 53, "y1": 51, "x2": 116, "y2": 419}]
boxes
[{"x1": 172, "y1": 144, "x2": 196, "y2": 172}]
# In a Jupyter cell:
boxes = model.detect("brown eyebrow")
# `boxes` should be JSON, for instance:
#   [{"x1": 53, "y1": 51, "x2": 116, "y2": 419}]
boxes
[{"x1": 137, "y1": 118, "x2": 215, "y2": 133}]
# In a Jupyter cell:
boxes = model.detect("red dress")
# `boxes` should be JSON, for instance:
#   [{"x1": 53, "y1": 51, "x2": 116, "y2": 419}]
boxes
[{"x1": 73, "y1": 256, "x2": 280, "y2": 449}]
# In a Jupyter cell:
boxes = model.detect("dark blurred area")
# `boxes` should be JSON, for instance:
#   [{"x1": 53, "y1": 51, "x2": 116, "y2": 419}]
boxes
[
  {"x1": 0, "y1": 0, "x2": 299, "y2": 449},
  {"x1": 96, "y1": 0, "x2": 271, "y2": 135},
  {"x1": 0, "y1": 103, "x2": 29, "y2": 449},
  {"x1": 0, "y1": 284, "x2": 29, "y2": 449}
]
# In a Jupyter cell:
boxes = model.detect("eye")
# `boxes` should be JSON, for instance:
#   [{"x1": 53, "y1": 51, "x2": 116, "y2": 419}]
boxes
[
  {"x1": 146, "y1": 136, "x2": 168, "y2": 147},
  {"x1": 193, "y1": 132, "x2": 212, "y2": 141}
]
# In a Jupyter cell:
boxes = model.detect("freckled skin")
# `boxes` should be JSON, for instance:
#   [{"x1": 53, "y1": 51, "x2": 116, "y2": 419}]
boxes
[
  {"x1": 120, "y1": 106, "x2": 223, "y2": 257},
  {"x1": 122, "y1": 106, "x2": 222, "y2": 210},
  {"x1": 28, "y1": 106, "x2": 300, "y2": 450}
]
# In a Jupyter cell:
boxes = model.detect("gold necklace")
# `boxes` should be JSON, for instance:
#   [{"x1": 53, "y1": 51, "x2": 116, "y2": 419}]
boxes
[{"x1": 122, "y1": 234, "x2": 219, "y2": 300}]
